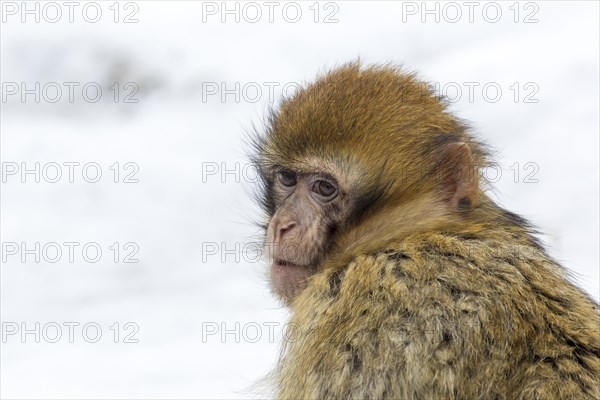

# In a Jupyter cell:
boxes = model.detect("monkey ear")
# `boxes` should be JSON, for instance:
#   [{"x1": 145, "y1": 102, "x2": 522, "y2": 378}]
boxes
[{"x1": 436, "y1": 142, "x2": 479, "y2": 211}]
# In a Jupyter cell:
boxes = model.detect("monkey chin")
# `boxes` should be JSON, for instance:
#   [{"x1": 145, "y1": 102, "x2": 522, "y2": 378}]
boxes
[{"x1": 270, "y1": 260, "x2": 316, "y2": 301}]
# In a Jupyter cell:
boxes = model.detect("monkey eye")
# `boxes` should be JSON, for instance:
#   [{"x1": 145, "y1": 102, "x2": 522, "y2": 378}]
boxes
[
  {"x1": 277, "y1": 170, "x2": 297, "y2": 187},
  {"x1": 313, "y1": 180, "x2": 338, "y2": 200}
]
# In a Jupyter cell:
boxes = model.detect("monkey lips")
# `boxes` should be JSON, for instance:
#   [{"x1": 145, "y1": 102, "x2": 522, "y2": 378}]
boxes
[{"x1": 271, "y1": 259, "x2": 316, "y2": 300}]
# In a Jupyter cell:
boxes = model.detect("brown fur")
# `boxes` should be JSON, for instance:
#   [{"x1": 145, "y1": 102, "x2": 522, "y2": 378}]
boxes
[{"x1": 252, "y1": 62, "x2": 600, "y2": 399}]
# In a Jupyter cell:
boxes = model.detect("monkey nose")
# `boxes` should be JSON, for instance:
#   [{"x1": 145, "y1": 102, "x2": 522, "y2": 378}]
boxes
[{"x1": 279, "y1": 221, "x2": 297, "y2": 238}]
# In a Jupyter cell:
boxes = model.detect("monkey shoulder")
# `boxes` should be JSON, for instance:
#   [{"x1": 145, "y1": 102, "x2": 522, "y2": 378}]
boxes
[{"x1": 288, "y1": 232, "x2": 600, "y2": 398}]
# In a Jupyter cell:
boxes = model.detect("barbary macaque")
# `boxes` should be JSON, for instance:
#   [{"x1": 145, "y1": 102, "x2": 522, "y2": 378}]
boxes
[{"x1": 250, "y1": 63, "x2": 600, "y2": 399}]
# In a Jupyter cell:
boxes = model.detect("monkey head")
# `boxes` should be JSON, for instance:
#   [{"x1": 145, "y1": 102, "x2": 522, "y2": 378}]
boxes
[{"x1": 251, "y1": 63, "x2": 489, "y2": 304}]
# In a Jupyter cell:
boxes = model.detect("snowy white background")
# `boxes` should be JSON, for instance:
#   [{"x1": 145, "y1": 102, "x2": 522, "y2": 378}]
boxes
[{"x1": 0, "y1": 1, "x2": 598, "y2": 399}]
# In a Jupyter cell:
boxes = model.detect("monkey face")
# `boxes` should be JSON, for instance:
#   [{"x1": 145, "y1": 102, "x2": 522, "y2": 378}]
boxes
[{"x1": 266, "y1": 168, "x2": 348, "y2": 301}]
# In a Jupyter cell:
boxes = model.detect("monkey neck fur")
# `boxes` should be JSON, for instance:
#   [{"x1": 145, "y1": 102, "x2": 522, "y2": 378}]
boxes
[{"x1": 313, "y1": 191, "x2": 539, "y2": 285}]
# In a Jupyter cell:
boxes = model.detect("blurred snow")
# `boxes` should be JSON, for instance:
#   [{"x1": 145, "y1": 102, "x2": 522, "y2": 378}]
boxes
[{"x1": 0, "y1": 1, "x2": 598, "y2": 399}]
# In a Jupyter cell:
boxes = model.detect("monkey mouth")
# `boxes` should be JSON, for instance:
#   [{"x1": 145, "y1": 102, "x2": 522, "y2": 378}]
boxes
[{"x1": 271, "y1": 258, "x2": 316, "y2": 300}]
